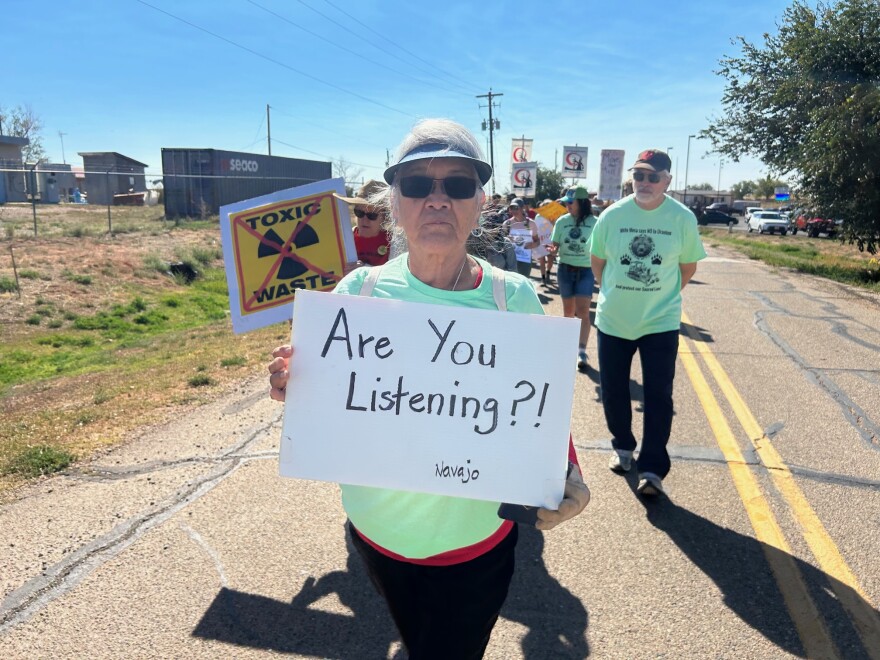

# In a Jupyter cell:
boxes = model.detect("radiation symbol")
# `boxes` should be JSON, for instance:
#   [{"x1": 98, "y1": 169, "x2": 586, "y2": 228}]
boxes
[{"x1": 258, "y1": 225, "x2": 320, "y2": 279}]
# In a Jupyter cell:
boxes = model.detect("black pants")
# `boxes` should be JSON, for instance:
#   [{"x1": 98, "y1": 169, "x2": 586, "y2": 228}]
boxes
[
  {"x1": 349, "y1": 522, "x2": 518, "y2": 660},
  {"x1": 597, "y1": 328, "x2": 679, "y2": 478}
]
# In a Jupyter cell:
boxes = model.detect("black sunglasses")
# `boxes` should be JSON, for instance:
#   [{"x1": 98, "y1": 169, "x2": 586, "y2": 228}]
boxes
[
  {"x1": 399, "y1": 175, "x2": 479, "y2": 200},
  {"x1": 632, "y1": 171, "x2": 663, "y2": 183},
  {"x1": 353, "y1": 209, "x2": 381, "y2": 220}
]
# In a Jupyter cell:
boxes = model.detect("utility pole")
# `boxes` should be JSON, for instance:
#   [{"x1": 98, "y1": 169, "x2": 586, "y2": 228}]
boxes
[
  {"x1": 59, "y1": 131, "x2": 67, "y2": 164},
  {"x1": 684, "y1": 135, "x2": 696, "y2": 207},
  {"x1": 476, "y1": 88, "x2": 502, "y2": 195},
  {"x1": 717, "y1": 159, "x2": 723, "y2": 192},
  {"x1": 266, "y1": 104, "x2": 272, "y2": 156}
]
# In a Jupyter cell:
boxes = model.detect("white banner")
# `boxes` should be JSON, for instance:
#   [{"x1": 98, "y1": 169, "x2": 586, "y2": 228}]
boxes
[
  {"x1": 511, "y1": 161, "x2": 537, "y2": 198},
  {"x1": 599, "y1": 150, "x2": 626, "y2": 201},
  {"x1": 511, "y1": 138, "x2": 533, "y2": 170},
  {"x1": 279, "y1": 290, "x2": 580, "y2": 507},
  {"x1": 562, "y1": 146, "x2": 588, "y2": 179}
]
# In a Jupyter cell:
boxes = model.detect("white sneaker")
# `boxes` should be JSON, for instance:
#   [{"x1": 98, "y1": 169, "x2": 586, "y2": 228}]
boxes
[
  {"x1": 608, "y1": 450, "x2": 633, "y2": 473},
  {"x1": 637, "y1": 472, "x2": 665, "y2": 497}
]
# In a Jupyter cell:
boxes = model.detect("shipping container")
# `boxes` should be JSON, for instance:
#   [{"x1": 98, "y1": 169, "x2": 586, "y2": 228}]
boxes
[{"x1": 161, "y1": 148, "x2": 332, "y2": 218}]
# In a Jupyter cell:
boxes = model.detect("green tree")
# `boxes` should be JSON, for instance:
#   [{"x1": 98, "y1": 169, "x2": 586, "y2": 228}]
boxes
[
  {"x1": 730, "y1": 180, "x2": 756, "y2": 199},
  {"x1": 0, "y1": 104, "x2": 46, "y2": 162},
  {"x1": 753, "y1": 175, "x2": 788, "y2": 201},
  {"x1": 535, "y1": 165, "x2": 567, "y2": 203},
  {"x1": 691, "y1": 182, "x2": 714, "y2": 191},
  {"x1": 702, "y1": 0, "x2": 880, "y2": 252}
]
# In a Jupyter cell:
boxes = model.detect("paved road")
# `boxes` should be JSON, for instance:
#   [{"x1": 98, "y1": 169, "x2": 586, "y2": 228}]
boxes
[{"x1": 2, "y1": 244, "x2": 879, "y2": 659}]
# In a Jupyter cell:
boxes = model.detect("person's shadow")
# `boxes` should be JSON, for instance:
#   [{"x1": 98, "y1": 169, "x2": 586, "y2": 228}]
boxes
[
  {"x1": 626, "y1": 473, "x2": 879, "y2": 659},
  {"x1": 192, "y1": 526, "x2": 402, "y2": 658},
  {"x1": 501, "y1": 523, "x2": 590, "y2": 658},
  {"x1": 193, "y1": 524, "x2": 590, "y2": 659}
]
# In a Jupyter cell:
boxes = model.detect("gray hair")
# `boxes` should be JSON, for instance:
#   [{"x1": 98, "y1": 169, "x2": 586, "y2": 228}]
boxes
[{"x1": 372, "y1": 118, "x2": 488, "y2": 256}]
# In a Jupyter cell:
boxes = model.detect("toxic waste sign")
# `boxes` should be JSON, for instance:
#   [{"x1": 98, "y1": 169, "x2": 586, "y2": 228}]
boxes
[{"x1": 220, "y1": 178, "x2": 358, "y2": 333}]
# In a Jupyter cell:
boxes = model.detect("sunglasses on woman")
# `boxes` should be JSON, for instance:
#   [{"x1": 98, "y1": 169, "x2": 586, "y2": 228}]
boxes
[
  {"x1": 399, "y1": 176, "x2": 479, "y2": 200},
  {"x1": 632, "y1": 171, "x2": 663, "y2": 183},
  {"x1": 353, "y1": 209, "x2": 381, "y2": 220}
]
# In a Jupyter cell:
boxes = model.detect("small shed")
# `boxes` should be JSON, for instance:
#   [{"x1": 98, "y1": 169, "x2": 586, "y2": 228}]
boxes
[{"x1": 78, "y1": 152, "x2": 148, "y2": 205}]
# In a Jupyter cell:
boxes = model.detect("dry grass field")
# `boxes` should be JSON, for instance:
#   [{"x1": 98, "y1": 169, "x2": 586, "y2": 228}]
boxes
[{"x1": 0, "y1": 203, "x2": 285, "y2": 499}]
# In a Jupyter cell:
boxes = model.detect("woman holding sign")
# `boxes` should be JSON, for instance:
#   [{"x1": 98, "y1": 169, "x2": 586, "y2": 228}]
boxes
[{"x1": 268, "y1": 118, "x2": 589, "y2": 660}]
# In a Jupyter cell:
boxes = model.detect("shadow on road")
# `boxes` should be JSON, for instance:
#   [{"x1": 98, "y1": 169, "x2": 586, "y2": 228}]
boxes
[
  {"x1": 629, "y1": 474, "x2": 879, "y2": 659},
  {"x1": 193, "y1": 523, "x2": 589, "y2": 658},
  {"x1": 680, "y1": 321, "x2": 714, "y2": 343},
  {"x1": 501, "y1": 523, "x2": 590, "y2": 658},
  {"x1": 192, "y1": 526, "x2": 401, "y2": 658}
]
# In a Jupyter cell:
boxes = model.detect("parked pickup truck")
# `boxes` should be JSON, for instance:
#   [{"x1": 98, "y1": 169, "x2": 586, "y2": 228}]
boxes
[{"x1": 792, "y1": 213, "x2": 838, "y2": 238}]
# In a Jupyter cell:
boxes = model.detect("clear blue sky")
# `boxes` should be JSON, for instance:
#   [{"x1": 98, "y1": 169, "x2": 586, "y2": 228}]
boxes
[{"x1": 5, "y1": 0, "x2": 796, "y2": 195}]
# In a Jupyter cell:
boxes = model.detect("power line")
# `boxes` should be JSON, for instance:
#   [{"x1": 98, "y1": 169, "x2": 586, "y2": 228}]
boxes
[
  {"x1": 133, "y1": 0, "x2": 416, "y2": 118},
  {"x1": 241, "y1": 111, "x2": 265, "y2": 151},
  {"x1": 319, "y1": 0, "x2": 482, "y2": 94},
  {"x1": 293, "y1": 0, "x2": 478, "y2": 96},
  {"x1": 246, "y1": 0, "x2": 471, "y2": 99},
  {"x1": 271, "y1": 138, "x2": 381, "y2": 171},
  {"x1": 269, "y1": 106, "x2": 386, "y2": 151}
]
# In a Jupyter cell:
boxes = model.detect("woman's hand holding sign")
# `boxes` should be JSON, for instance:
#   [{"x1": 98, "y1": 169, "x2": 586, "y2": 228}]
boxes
[
  {"x1": 268, "y1": 344, "x2": 292, "y2": 401},
  {"x1": 536, "y1": 465, "x2": 590, "y2": 531}
]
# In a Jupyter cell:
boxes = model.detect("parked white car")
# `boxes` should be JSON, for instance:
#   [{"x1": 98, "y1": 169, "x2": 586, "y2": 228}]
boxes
[
  {"x1": 744, "y1": 206, "x2": 764, "y2": 221},
  {"x1": 748, "y1": 211, "x2": 790, "y2": 235}
]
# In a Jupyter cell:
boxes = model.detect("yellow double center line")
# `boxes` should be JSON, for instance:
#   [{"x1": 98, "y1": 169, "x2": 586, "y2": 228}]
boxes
[{"x1": 679, "y1": 312, "x2": 880, "y2": 660}]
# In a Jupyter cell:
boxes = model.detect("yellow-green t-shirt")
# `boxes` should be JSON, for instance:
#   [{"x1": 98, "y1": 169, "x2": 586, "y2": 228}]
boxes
[
  {"x1": 551, "y1": 213, "x2": 596, "y2": 268},
  {"x1": 332, "y1": 254, "x2": 544, "y2": 559},
  {"x1": 589, "y1": 195, "x2": 706, "y2": 340}
]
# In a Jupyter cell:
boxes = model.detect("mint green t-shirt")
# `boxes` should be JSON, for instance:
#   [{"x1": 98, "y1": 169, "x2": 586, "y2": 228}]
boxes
[
  {"x1": 551, "y1": 213, "x2": 597, "y2": 268},
  {"x1": 589, "y1": 195, "x2": 706, "y2": 340},
  {"x1": 333, "y1": 254, "x2": 544, "y2": 559}
]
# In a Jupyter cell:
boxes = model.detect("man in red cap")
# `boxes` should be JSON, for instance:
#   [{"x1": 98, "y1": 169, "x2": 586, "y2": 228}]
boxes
[{"x1": 589, "y1": 149, "x2": 707, "y2": 497}]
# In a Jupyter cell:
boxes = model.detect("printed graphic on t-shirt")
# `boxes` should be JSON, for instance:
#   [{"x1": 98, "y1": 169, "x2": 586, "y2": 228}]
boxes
[
  {"x1": 562, "y1": 225, "x2": 589, "y2": 256},
  {"x1": 619, "y1": 233, "x2": 663, "y2": 287}
]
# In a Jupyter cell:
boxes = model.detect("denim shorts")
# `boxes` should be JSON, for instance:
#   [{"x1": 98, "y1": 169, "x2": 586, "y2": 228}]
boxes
[{"x1": 557, "y1": 262, "x2": 595, "y2": 299}]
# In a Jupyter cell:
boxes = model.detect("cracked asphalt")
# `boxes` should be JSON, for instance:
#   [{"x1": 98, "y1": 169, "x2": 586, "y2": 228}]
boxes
[{"x1": 1, "y1": 244, "x2": 879, "y2": 659}]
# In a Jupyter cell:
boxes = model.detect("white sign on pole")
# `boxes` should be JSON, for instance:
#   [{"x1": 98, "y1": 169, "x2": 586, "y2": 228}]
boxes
[
  {"x1": 510, "y1": 138, "x2": 533, "y2": 170},
  {"x1": 511, "y1": 161, "x2": 537, "y2": 198},
  {"x1": 599, "y1": 150, "x2": 626, "y2": 201},
  {"x1": 562, "y1": 146, "x2": 588, "y2": 179},
  {"x1": 279, "y1": 290, "x2": 580, "y2": 508}
]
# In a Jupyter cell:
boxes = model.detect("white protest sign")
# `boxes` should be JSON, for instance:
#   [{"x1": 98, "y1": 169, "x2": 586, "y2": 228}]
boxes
[
  {"x1": 279, "y1": 289, "x2": 580, "y2": 508},
  {"x1": 510, "y1": 138, "x2": 533, "y2": 170},
  {"x1": 599, "y1": 149, "x2": 626, "y2": 201},
  {"x1": 562, "y1": 146, "x2": 588, "y2": 179},
  {"x1": 532, "y1": 214, "x2": 553, "y2": 258},
  {"x1": 511, "y1": 162, "x2": 537, "y2": 199}
]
